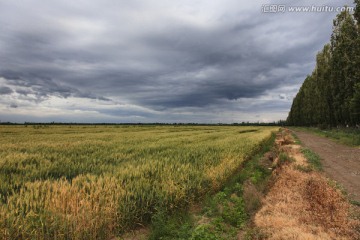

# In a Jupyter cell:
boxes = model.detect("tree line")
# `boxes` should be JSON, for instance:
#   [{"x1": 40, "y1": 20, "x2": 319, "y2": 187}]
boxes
[
  {"x1": 287, "y1": 1, "x2": 360, "y2": 127},
  {"x1": 0, "y1": 121, "x2": 286, "y2": 126}
]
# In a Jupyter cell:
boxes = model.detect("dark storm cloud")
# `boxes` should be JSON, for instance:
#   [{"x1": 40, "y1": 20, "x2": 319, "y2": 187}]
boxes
[
  {"x1": 0, "y1": 0, "x2": 355, "y2": 122},
  {"x1": 16, "y1": 89, "x2": 32, "y2": 96},
  {"x1": 1, "y1": 73, "x2": 110, "y2": 102},
  {"x1": 0, "y1": 86, "x2": 13, "y2": 95},
  {"x1": 9, "y1": 103, "x2": 18, "y2": 108}
]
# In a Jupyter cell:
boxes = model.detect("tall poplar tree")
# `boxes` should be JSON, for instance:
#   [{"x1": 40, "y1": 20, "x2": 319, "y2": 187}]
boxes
[
  {"x1": 330, "y1": 9, "x2": 358, "y2": 125},
  {"x1": 350, "y1": 0, "x2": 360, "y2": 124}
]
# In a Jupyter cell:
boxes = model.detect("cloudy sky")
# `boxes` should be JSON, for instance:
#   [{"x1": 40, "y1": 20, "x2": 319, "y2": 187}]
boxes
[{"x1": 0, "y1": 0, "x2": 355, "y2": 123}]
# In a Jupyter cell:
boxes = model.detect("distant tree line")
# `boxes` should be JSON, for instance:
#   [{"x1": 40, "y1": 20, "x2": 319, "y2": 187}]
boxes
[
  {"x1": 0, "y1": 121, "x2": 286, "y2": 126},
  {"x1": 287, "y1": 1, "x2": 360, "y2": 127}
]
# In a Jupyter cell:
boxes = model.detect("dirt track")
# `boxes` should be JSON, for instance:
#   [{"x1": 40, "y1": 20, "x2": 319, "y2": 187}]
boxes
[{"x1": 293, "y1": 130, "x2": 360, "y2": 202}]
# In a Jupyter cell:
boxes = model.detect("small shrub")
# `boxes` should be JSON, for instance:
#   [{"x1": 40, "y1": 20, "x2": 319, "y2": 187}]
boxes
[
  {"x1": 149, "y1": 209, "x2": 193, "y2": 240},
  {"x1": 190, "y1": 225, "x2": 219, "y2": 240}
]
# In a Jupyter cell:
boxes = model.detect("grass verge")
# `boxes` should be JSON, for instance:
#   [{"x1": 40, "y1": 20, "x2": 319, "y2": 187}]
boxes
[
  {"x1": 301, "y1": 148, "x2": 323, "y2": 171},
  {"x1": 291, "y1": 131, "x2": 322, "y2": 172},
  {"x1": 291, "y1": 132, "x2": 301, "y2": 144}
]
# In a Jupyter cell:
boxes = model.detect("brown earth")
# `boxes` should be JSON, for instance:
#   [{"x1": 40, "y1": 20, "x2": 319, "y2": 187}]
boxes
[{"x1": 292, "y1": 130, "x2": 360, "y2": 202}]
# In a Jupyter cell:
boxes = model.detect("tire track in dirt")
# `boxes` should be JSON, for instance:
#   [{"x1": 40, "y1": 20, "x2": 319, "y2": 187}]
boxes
[{"x1": 292, "y1": 130, "x2": 360, "y2": 202}]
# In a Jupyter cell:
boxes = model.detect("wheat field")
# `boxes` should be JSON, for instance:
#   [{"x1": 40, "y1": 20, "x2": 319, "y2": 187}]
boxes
[{"x1": 0, "y1": 125, "x2": 277, "y2": 239}]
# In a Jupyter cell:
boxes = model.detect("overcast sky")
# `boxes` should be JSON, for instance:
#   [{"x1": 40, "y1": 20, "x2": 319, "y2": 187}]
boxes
[{"x1": 0, "y1": 0, "x2": 355, "y2": 123}]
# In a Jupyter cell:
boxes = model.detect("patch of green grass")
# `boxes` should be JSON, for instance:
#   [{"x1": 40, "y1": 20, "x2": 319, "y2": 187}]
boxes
[
  {"x1": 291, "y1": 132, "x2": 301, "y2": 144},
  {"x1": 204, "y1": 190, "x2": 247, "y2": 227},
  {"x1": 350, "y1": 200, "x2": 360, "y2": 207},
  {"x1": 301, "y1": 148, "x2": 322, "y2": 171},
  {"x1": 148, "y1": 209, "x2": 194, "y2": 240},
  {"x1": 190, "y1": 224, "x2": 220, "y2": 240},
  {"x1": 277, "y1": 152, "x2": 295, "y2": 166}
]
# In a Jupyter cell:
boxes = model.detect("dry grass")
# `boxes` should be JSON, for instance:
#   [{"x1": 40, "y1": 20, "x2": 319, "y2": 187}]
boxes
[{"x1": 254, "y1": 129, "x2": 359, "y2": 240}]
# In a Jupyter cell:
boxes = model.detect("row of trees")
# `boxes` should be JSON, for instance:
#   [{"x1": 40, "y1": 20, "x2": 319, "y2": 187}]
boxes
[{"x1": 287, "y1": 1, "x2": 360, "y2": 127}]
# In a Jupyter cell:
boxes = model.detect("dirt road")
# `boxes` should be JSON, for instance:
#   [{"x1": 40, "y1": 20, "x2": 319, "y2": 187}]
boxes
[{"x1": 293, "y1": 130, "x2": 360, "y2": 202}]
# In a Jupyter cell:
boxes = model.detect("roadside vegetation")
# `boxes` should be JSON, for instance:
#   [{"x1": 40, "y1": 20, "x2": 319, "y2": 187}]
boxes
[
  {"x1": 301, "y1": 148, "x2": 323, "y2": 171},
  {"x1": 0, "y1": 125, "x2": 277, "y2": 239}
]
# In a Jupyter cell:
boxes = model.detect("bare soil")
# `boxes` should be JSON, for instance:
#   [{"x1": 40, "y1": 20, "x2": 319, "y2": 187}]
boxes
[{"x1": 293, "y1": 130, "x2": 360, "y2": 202}]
